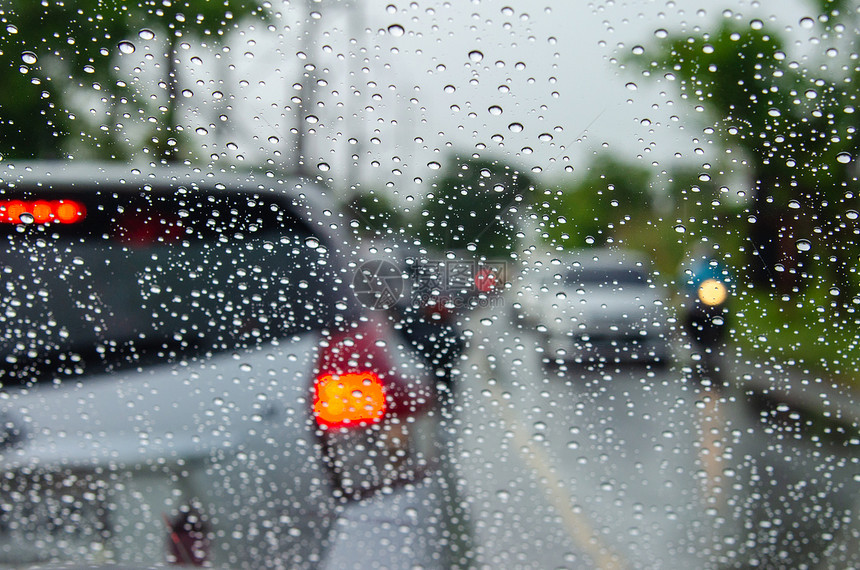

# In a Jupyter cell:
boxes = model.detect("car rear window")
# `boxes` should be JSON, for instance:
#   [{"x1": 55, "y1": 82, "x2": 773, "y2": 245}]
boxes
[
  {"x1": 565, "y1": 267, "x2": 647, "y2": 286},
  {"x1": 0, "y1": 185, "x2": 338, "y2": 385}
]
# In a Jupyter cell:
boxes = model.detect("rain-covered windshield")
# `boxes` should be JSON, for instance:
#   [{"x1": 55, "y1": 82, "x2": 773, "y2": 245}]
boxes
[{"x1": 0, "y1": 0, "x2": 858, "y2": 568}]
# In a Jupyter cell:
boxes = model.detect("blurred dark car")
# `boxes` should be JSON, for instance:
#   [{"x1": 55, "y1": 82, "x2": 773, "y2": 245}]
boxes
[{"x1": 0, "y1": 162, "x2": 440, "y2": 567}]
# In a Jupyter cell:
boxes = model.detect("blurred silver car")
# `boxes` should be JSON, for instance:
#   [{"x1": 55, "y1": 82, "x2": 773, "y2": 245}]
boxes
[
  {"x1": 514, "y1": 249, "x2": 669, "y2": 365},
  {"x1": 0, "y1": 162, "x2": 440, "y2": 568}
]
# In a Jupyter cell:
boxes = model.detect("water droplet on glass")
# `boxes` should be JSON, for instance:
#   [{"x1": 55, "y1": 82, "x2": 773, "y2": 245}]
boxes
[
  {"x1": 239, "y1": 363, "x2": 253, "y2": 372},
  {"x1": 799, "y1": 17, "x2": 815, "y2": 29},
  {"x1": 632, "y1": 45, "x2": 645, "y2": 55},
  {"x1": 305, "y1": 237, "x2": 320, "y2": 249},
  {"x1": 795, "y1": 239, "x2": 811, "y2": 252},
  {"x1": 673, "y1": 224, "x2": 686, "y2": 233},
  {"x1": 118, "y1": 41, "x2": 136, "y2": 55},
  {"x1": 836, "y1": 152, "x2": 852, "y2": 164},
  {"x1": 488, "y1": 105, "x2": 503, "y2": 116},
  {"x1": 654, "y1": 29, "x2": 668, "y2": 39},
  {"x1": 195, "y1": 127, "x2": 208, "y2": 136},
  {"x1": 83, "y1": 65, "x2": 95, "y2": 74},
  {"x1": 508, "y1": 122, "x2": 524, "y2": 133},
  {"x1": 21, "y1": 52, "x2": 37, "y2": 65},
  {"x1": 317, "y1": 162, "x2": 330, "y2": 172},
  {"x1": 181, "y1": 89, "x2": 193, "y2": 98},
  {"x1": 268, "y1": 135, "x2": 279, "y2": 144},
  {"x1": 306, "y1": 115, "x2": 319, "y2": 124},
  {"x1": 444, "y1": 84, "x2": 456, "y2": 94},
  {"x1": 19, "y1": 212, "x2": 34, "y2": 225},
  {"x1": 6, "y1": 25, "x2": 18, "y2": 34},
  {"x1": 625, "y1": 82, "x2": 638, "y2": 91},
  {"x1": 191, "y1": 56, "x2": 203, "y2": 65},
  {"x1": 539, "y1": 133, "x2": 553, "y2": 142},
  {"x1": 139, "y1": 29, "x2": 156, "y2": 40},
  {"x1": 767, "y1": 108, "x2": 781, "y2": 117},
  {"x1": 805, "y1": 89, "x2": 818, "y2": 99},
  {"x1": 427, "y1": 161, "x2": 441, "y2": 170},
  {"x1": 468, "y1": 50, "x2": 484, "y2": 63},
  {"x1": 387, "y1": 24, "x2": 405, "y2": 37},
  {"x1": 846, "y1": 210, "x2": 858, "y2": 220}
]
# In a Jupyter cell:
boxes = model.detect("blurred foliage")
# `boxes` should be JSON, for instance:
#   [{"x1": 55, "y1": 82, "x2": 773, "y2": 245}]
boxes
[
  {"x1": 627, "y1": 3, "x2": 860, "y2": 303},
  {"x1": 346, "y1": 191, "x2": 406, "y2": 238},
  {"x1": 535, "y1": 154, "x2": 652, "y2": 249},
  {"x1": 414, "y1": 155, "x2": 535, "y2": 258},
  {"x1": 0, "y1": 0, "x2": 266, "y2": 161}
]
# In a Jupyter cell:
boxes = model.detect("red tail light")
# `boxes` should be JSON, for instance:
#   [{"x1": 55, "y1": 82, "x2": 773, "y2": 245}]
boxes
[
  {"x1": 313, "y1": 319, "x2": 433, "y2": 430},
  {"x1": 313, "y1": 372, "x2": 387, "y2": 428},
  {"x1": 0, "y1": 199, "x2": 86, "y2": 224}
]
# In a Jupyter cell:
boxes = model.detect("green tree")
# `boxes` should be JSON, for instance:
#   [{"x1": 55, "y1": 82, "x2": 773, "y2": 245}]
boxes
[
  {"x1": 0, "y1": 0, "x2": 267, "y2": 161},
  {"x1": 415, "y1": 156, "x2": 535, "y2": 258},
  {"x1": 630, "y1": 6, "x2": 859, "y2": 298},
  {"x1": 536, "y1": 154, "x2": 652, "y2": 249}
]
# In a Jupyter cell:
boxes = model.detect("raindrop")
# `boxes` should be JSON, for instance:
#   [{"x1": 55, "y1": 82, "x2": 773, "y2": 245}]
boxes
[
  {"x1": 539, "y1": 133, "x2": 553, "y2": 141},
  {"x1": 117, "y1": 41, "x2": 136, "y2": 55},
  {"x1": 427, "y1": 161, "x2": 441, "y2": 170},
  {"x1": 139, "y1": 29, "x2": 156, "y2": 40},
  {"x1": 444, "y1": 85, "x2": 456, "y2": 94},
  {"x1": 83, "y1": 65, "x2": 95, "y2": 74},
  {"x1": 632, "y1": 45, "x2": 645, "y2": 55},
  {"x1": 239, "y1": 363, "x2": 253, "y2": 372},
  {"x1": 488, "y1": 105, "x2": 503, "y2": 115},
  {"x1": 480, "y1": 318, "x2": 493, "y2": 326},
  {"x1": 508, "y1": 122, "x2": 524, "y2": 133},
  {"x1": 750, "y1": 19, "x2": 763, "y2": 30},
  {"x1": 788, "y1": 200, "x2": 800, "y2": 209},
  {"x1": 212, "y1": 91, "x2": 224, "y2": 100},
  {"x1": 805, "y1": 89, "x2": 818, "y2": 99},
  {"x1": 317, "y1": 162, "x2": 330, "y2": 172},
  {"x1": 799, "y1": 17, "x2": 815, "y2": 29},
  {"x1": 654, "y1": 29, "x2": 668, "y2": 39},
  {"x1": 268, "y1": 135, "x2": 279, "y2": 144},
  {"x1": 387, "y1": 24, "x2": 405, "y2": 37},
  {"x1": 21, "y1": 52, "x2": 37, "y2": 65},
  {"x1": 181, "y1": 89, "x2": 193, "y2": 98},
  {"x1": 673, "y1": 224, "x2": 686, "y2": 233},
  {"x1": 195, "y1": 127, "x2": 208, "y2": 136},
  {"x1": 767, "y1": 108, "x2": 781, "y2": 117},
  {"x1": 306, "y1": 115, "x2": 319, "y2": 124},
  {"x1": 468, "y1": 50, "x2": 484, "y2": 63},
  {"x1": 846, "y1": 210, "x2": 858, "y2": 220},
  {"x1": 836, "y1": 152, "x2": 852, "y2": 164},
  {"x1": 6, "y1": 25, "x2": 18, "y2": 34},
  {"x1": 305, "y1": 237, "x2": 320, "y2": 249},
  {"x1": 19, "y1": 212, "x2": 34, "y2": 225},
  {"x1": 795, "y1": 239, "x2": 812, "y2": 252},
  {"x1": 191, "y1": 56, "x2": 203, "y2": 65},
  {"x1": 625, "y1": 82, "x2": 638, "y2": 91}
]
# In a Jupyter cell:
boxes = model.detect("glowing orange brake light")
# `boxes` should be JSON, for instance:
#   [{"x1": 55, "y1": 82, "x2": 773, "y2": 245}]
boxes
[
  {"x1": 313, "y1": 372, "x2": 387, "y2": 429},
  {"x1": 0, "y1": 199, "x2": 86, "y2": 224}
]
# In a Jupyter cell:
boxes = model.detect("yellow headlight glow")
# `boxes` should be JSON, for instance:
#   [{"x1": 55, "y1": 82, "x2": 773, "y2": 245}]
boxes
[{"x1": 698, "y1": 278, "x2": 728, "y2": 306}]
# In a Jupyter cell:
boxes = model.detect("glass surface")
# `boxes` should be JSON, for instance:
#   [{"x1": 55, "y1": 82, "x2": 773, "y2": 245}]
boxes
[{"x1": 0, "y1": 0, "x2": 858, "y2": 568}]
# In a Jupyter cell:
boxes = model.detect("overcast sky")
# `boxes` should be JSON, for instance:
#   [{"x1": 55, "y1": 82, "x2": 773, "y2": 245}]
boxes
[{"x1": 165, "y1": 0, "x2": 816, "y2": 199}]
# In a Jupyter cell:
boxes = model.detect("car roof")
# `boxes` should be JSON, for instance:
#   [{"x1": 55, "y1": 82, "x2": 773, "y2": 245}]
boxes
[
  {"x1": 2, "y1": 159, "x2": 331, "y2": 212},
  {"x1": 542, "y1": 248, "x2": 650, "y2": 271}
]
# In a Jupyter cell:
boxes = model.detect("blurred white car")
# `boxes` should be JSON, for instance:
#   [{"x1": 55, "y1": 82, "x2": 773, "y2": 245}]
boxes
[
  {"x1": 514, "y1": 249, "x2": 669, "y2": 365},
  {"x1": 0, "y1": 162, "x2": 440, "y2": 568}
]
